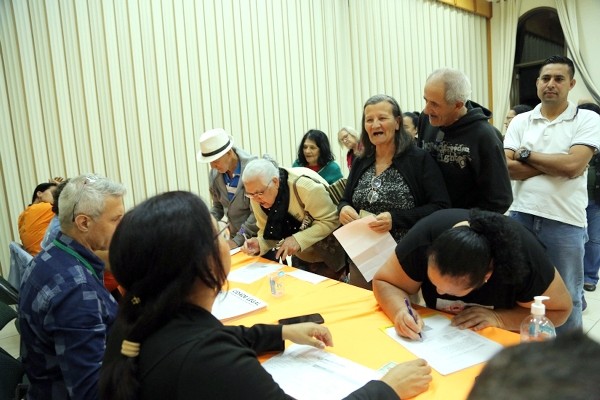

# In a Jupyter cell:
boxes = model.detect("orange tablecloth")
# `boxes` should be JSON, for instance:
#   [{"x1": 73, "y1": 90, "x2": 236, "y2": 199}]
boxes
[{"x1": 226, "y1": 253, "x2": 519, "y2": 400}]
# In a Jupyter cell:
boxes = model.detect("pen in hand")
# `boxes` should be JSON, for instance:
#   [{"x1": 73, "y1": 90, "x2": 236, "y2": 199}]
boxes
[{"x1": 404, "y1": 297, "x2": 423, "y2": 341}]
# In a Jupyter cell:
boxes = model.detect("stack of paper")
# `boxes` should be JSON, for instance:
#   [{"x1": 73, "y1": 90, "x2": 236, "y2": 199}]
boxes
[
  {"x1": 263, "y1": 344, "x2": 380, "y2": 399},
  {"x1": 384, "y1": 315, "x2": 503, "y2": 375}
]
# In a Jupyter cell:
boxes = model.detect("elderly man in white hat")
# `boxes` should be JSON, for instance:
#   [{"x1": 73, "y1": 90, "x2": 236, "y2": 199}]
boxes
[{"x1": 197, "y1": 128, "x2": 258, "y2": 248}]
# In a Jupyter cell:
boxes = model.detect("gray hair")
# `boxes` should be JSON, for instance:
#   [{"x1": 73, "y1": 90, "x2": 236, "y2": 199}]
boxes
[
  {"x1": 59, "y1": 173, "x2": 126, "y2": 229},
  {"x1": 427, "y1": 68, "x2": 471, "y2": 104},
  {"x1": 337, "y1": 127, "x2": 359, "y2": 144},
  {"x1": 242, "y1": 159, "x2": 279, "y2": 184}
]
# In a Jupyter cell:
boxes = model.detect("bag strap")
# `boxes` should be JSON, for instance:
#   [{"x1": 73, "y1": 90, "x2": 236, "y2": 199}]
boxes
[{"x1": 292, "y1": 175, "x2": 319, "y2": 209}]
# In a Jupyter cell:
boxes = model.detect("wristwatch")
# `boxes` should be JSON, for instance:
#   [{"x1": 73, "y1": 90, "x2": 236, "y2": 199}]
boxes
[{"x1": 516, "y1": 148, "x2": 531, "y2": 163}]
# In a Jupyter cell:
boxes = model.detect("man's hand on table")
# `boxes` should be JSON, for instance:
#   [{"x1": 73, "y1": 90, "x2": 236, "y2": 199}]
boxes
[{"x1": 275, "y1": 236, "x2": 300, "y2": 260}]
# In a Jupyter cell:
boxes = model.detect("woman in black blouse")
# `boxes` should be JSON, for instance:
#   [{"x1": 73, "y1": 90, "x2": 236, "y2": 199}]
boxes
[
  {"x1": 99, "y1": 191, "x2": 431, "y2": 400},
  {"x1": 338, "y1": 94, "x2": 450, "y2": 288}
]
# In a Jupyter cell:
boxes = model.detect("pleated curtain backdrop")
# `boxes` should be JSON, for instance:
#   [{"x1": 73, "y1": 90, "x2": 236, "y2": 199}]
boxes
[{"x1": 0, "y1": 0, "x2": 489, "y2": 276}]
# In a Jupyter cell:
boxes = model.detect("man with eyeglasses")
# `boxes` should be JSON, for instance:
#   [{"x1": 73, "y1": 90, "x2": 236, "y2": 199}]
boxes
[
  {"x1": 197, "y1": 128, "x2": 258, "y2": 249},
  {"x1": 19, "y1": 174, "x2": 126, "y2": 400},
  {"x1": 240, "y1": 159, "x2": 345, "y2": 279},
  {"x1": 419, "y1": 68, "x2": 512, "y2": 214}
]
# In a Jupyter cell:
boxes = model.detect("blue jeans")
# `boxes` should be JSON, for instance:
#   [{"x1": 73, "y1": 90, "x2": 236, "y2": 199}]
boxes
[
  {"x1": 509, "y1": 211, "x2": 585, "y2": 334},
  {"x1": 584, "y1": 200, "x2": 600, "y2": 285}
]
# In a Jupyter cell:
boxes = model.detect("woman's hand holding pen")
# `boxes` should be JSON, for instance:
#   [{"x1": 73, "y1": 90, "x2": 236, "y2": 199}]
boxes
[
  {"x1": 393, "y1": 304, "x2": 424, "y2": 341},
  {"x1": 241, "y1": 237, "x2": 260, "y2": 256}
]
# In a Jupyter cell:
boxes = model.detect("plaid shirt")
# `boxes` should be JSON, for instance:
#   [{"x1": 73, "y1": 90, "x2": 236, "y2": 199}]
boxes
[{"x1": 19, "y1": 232, "x2": 118, "y2": 400}]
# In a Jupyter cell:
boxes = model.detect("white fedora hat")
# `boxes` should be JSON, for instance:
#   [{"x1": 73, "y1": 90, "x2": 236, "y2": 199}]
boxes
[{"x1": 196, "y1": 128, "x2": 234, "y2": 163}]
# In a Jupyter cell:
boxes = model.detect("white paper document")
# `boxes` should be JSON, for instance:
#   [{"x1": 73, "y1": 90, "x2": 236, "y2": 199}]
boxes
[
  {"x1": 227, "y1": 262, "x2": 281, "y2": 284},
  {"x1": 384, "y1": 315, "x2": 503, "y2": 375},
  {"x1": 262, "y1": 344, "x2": 380, "y2": 399},
  {"x1": 333, "y1": 216, "x2": 397, "y2": 282},
  {"x1": 287, "y1": 269, "x2": 329, "y2": 284},
  {"x1": 211, "y1": 288, "x2": 267, "y2": 321}
]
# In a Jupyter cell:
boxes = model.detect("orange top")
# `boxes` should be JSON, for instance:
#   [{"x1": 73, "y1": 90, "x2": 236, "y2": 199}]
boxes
[{"x1": 18, "y1": 202, "x2": 55, "y2": 256}]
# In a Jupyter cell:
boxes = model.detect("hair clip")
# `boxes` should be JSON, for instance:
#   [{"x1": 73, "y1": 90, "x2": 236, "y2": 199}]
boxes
[
  {"x1": 121, "y1": 340, "x2": 140, "y2": 358},
  {"x1": 131, "y1": 296, "x2": 141, "y2": 305}
]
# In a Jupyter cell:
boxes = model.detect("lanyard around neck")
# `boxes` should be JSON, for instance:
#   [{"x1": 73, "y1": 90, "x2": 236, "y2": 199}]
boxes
[{"x1": 52, "y1": 239, "x2": 99, "y2": 280}]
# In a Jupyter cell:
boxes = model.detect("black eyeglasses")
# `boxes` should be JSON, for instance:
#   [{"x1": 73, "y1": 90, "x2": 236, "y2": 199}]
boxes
[
  {"x1": 244, "y1": 180, "x2": 273, "y2": 199},
  {"x1": 71, "y1": 176, "x2": 97, "y2": 221},
  {"x1": 367, "y1": 176, "x2": 382, "y2": 204}
]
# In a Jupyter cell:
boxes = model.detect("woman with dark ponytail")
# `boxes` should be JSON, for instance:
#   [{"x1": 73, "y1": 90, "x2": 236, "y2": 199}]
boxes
[
  {"x1": 373, "y1": 208, "x2": 573, "y2": 341},
  {"x1": 100, "y1": 191, "x2": 432, "y2": 400}
]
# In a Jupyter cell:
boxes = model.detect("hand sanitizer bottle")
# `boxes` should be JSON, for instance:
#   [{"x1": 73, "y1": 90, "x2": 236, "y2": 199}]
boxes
[{"x1": 520, "y1": 295, "x2": 556, "y2": 342}]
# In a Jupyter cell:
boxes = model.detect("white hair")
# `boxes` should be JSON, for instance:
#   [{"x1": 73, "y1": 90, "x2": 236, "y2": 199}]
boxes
[
  {"x1": 59, "y1": 173, "x2": 126, "y2": 229},
  {"x1": 427, "y1": 68, "x2": 472, "y2": 104},
  {"x1": 242, "y1": 159, "x2": 279, "y2": 184}
]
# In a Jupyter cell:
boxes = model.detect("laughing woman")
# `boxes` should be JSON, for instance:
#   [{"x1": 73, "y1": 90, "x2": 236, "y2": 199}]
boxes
[
  {"x1": 292, "y1": 129, "x2": 343, "y2": 184},
  {"x1": 338, "y1": 95, "x2": 450, "y2": 288}
]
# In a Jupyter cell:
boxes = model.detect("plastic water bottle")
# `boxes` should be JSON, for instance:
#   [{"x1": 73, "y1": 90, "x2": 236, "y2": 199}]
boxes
[{"x1": 520, "y1": 295, "x2": 556, "y2": 342}]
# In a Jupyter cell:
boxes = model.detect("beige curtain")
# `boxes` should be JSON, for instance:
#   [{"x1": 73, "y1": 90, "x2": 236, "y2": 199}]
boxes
[
  {"x1": 555, "y1": 0, "x2": 600, "y2": 103},
  {"x1": 0, "y1": 0, "x2": 490, "y2": 276},
  {"x1": 490, "y1": 0, "x2": 521, "y2": 132}
]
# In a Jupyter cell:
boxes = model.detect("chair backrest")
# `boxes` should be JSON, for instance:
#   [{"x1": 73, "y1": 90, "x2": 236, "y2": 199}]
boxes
[
  {"x1": 0, "y1": 346, "x2": 25, "y2": 400},
  {"x1": 9, "y1": 242, "x2": 33, "y2": 290},
  {"x1": 0, "y1": 301, "x2": 17, "y2": 331},
  {"x1": 0, "y1": 277, "x2": 19, "y2": 306}
]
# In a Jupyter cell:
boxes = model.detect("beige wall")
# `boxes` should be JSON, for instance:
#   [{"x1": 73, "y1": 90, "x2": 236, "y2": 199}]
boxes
[{"x1": 1, "y1": 0, "x2": 490, "y2": 277}]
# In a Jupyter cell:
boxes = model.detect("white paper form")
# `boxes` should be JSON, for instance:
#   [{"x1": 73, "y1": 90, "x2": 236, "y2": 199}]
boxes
[
  {"x1": 384, "y1": 315, "x2": 503, "y2": 375},
  {"x1": 262, "y1": 344, "x2": 380, "y2": 400},
  {"x1": 227, "y1": 262, "x2": 281, "y2": 284},
  {"x1": 333, "y1": 216, "x2": 397, "y2": 282},
  {"x1": 287, "y1": 269, "x2": 329, "y2": 284},
  {"x1": 211, "y1": 288, "x2": 267, "y2": 321}
]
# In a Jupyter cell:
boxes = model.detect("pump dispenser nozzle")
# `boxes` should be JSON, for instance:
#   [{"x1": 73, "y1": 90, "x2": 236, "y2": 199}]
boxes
[
  {"x1": 521, "y1": 295, "x2": 555, "y2": 342},
  {"x1": 531, "y1": 296, "x2": 550, "y2": 316}
]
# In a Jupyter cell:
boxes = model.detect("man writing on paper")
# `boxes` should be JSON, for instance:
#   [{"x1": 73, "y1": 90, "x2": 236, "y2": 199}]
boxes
[
  {"x1": 372, "y1": 209, "x2": 572, "y2": 340},
  {"x1": 240, "y1": 159, "x2": 346, "y2": 279}
]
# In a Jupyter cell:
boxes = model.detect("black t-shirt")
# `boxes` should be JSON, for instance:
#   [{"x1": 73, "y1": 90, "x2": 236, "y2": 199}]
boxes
[{"x1": 395, "y1": 209, "x2": 555, "y2": 313}]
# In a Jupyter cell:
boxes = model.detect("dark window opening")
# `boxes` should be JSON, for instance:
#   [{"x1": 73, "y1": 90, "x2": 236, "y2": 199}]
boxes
[{"x1": 511, "y1": 8, "x2": 565, "y2": 108}]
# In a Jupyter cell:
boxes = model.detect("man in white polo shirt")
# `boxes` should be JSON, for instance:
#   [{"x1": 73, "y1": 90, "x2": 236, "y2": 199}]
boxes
[
  {"x1": 197, "y1": 128, "x2": 258, "y2": 249},
  {"x1": 504, "y1": 55, "x2": 600, "y2": 333}
]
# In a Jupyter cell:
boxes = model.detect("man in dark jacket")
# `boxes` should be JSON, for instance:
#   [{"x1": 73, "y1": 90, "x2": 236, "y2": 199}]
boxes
[{"x1": 418, "y1": 68, "x2": 512, "y2": 213}]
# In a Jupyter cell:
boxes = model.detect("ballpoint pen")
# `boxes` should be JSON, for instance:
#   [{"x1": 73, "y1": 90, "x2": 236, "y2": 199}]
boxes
[
  {"x1": 404, "y1": 297, "x2": 423, "y2": 341},
  {"x1": 239, "y1": 227, "x2": 249, "y2": 242}
]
